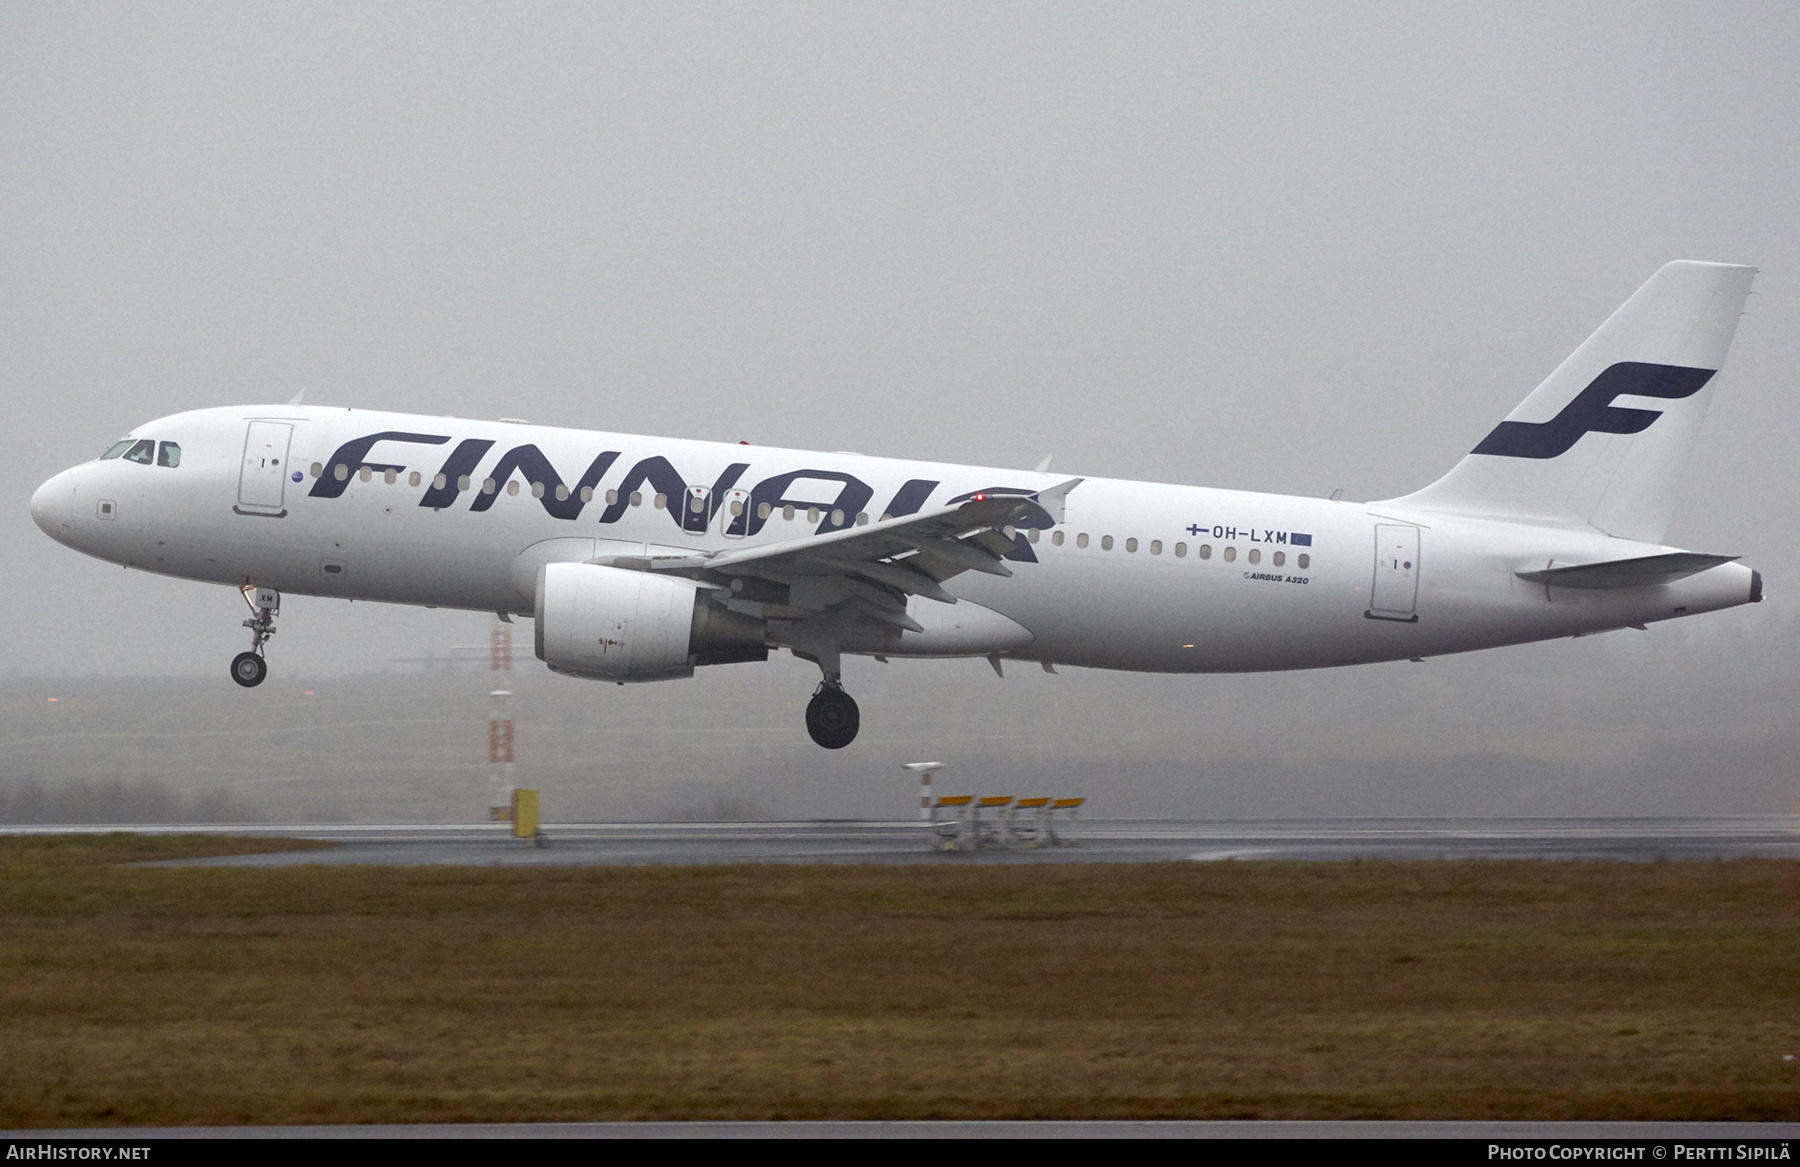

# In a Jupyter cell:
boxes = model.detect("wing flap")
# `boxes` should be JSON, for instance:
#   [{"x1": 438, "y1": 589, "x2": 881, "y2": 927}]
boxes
[{"x1": 653, "y1": 487, "x2": 1074, "y2": 604}]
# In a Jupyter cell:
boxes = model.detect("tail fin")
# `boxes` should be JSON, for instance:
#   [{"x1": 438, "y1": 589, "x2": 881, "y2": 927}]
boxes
[{"x1": 1384, "y1": 261, "x2": 1756, "y2": 543}]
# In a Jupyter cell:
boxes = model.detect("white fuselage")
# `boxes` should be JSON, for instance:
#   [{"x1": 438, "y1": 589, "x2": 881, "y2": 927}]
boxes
[{"x1": 30, "y1": 404, "x2": 1758, "y2": 674}]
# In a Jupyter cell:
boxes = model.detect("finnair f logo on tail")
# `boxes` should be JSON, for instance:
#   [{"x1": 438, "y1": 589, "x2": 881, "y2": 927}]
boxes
[{"x1": 1470, "y1": 362, "x2": 1715, "y2": 460}]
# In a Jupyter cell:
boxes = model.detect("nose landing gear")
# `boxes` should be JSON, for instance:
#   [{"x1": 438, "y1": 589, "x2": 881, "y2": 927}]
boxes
[
  {"x1": 231, "y1": 586, "x2": 279, "y2": 689},
  {"x1": 805, "y1": 681, "x2": 860, "y2": 749}
]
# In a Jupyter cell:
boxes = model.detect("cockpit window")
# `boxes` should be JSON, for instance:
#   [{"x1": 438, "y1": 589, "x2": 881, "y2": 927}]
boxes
[
  {"x1": 122, "y1": 440, "x2": 156, "y2": 465},
  {"x1": 99, "y1": 440, "x2": 134, "y2": 461},
  {"x1": 157, "y1": 442, "x2": 181, "y2": 467}
]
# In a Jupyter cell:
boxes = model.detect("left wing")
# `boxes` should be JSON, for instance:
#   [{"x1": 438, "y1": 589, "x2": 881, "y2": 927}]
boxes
[{"x1": 597, "y1": 480, "x2": 1081, "y2": 629}]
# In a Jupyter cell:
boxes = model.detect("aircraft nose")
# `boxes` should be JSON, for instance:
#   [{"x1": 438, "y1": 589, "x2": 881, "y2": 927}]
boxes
[{"x1": 31, "y1": 467, "x2": 84, "y2": 544}]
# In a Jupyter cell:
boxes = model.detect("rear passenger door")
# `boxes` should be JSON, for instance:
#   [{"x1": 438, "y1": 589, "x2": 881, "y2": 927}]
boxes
[{"x1": 1368, "y1": 523, "x2": 1420, "y2": 621}]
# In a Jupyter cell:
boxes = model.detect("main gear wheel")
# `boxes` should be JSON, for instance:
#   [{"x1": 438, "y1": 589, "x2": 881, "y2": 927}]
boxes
[{"x1": 805, "y1": 684, "x2": 860, "y2": 749}]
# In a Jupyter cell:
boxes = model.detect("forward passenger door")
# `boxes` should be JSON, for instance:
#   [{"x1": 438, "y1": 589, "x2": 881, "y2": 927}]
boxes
[{"x1": 237, "y1": 421, "x2": 293, "y2": 514}]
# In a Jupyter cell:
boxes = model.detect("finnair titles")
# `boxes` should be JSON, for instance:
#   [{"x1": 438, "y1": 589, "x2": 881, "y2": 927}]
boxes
[{"x1": 32, "y1": 262, "x2": 1764, "y2": 748}]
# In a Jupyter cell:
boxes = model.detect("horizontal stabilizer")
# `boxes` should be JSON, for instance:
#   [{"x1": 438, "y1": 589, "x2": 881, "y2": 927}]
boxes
[{"x1": 1515, "y1": 552, "x2": 1737, "y2": 590}]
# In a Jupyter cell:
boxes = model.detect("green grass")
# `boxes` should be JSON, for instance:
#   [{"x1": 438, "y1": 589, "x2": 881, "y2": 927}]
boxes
[{"x1": 1, "y1": 837, "x2": 1797, "y2": 1125}]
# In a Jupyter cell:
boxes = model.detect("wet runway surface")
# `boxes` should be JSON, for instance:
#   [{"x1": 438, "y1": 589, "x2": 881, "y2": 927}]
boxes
[{"x1": 11, "y1": 816, "x2": 1797, "y2": 866}]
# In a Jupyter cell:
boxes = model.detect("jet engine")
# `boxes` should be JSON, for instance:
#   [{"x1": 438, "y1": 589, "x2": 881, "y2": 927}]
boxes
[{"x1": 534, "y1": 561, "x2": 766, "y2": 682}]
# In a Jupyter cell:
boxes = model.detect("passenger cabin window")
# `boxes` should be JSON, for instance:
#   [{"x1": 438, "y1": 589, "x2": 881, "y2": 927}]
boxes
[
  {"x1": 1199, "y1": 544, "x2": 1212, "y2": 559},
  {"x1": 1076, "y1": 533, "x2": 1089, "y2": 549},
  {"x1": 1101, "y1": 535, "x2": 1114, "y2": 551},
  {"x1": 1273, "y1": 551, "x2": 1285, "y2": 567},
  {"x1": 156, "y1": 442, "x2": 181, "y2": 467},
  {"x1": 1175, "y1": 542, "x2": 1187, "y2": 557},
  {"x1": 1051, "y1": 531, "x2": 1064, "y2": 546},
  {"x1": 1297, "y1": 553, "x2": 1310, "y2": 569},
  {"x1": 1149, "y1": 540, "x2": 1162, "y2": 555},
  {"x1": 99, "y1": 440, "x2": 134, "y2": 461},
  {"x1": 1248, "y1": 549, "x2": 1260, "y2": 564},
  {"x1": 1223, "y1": 547, "x2": 1236, "y2": 562},
  {"x1": 122, "y1": 440, "x2": 155, "y2": 465}
]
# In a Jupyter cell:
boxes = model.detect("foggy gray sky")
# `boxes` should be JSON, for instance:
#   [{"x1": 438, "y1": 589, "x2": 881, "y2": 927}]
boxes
[{"x1": 3, "y1": 3, "x2": 1798, "y2": 817}]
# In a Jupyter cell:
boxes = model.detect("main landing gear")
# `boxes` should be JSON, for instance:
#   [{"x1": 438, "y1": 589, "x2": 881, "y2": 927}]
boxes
[
  {"x1": 231, "y1": 586, "x2": 279, "y2": 688},
  {"x1": 805, "y1": 681, "x2": 860, "y2": 749}
]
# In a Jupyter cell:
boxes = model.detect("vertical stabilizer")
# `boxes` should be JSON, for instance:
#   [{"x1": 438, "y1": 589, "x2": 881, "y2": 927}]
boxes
[{"x1": 1384, "y1": 261, "x2": 1755, "y2": 542}]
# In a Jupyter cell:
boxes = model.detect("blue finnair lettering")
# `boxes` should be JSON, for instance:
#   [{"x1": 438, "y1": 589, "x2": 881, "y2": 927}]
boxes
[
  {"x1": 594, "y1": 457, "x2": 691, "y2": 524},
  {"x1": 310, "y1": 432, "x2": 450, "y2": 499},
  {"x1": 320, "y1": 434, "x2": 928, "y2": 540},
  {"x1": 738, "y1": 471, "x2": 874, "y2": 536},
  {"x1": 419, "y1": 438, "x2": 495, "y2": 508},
  {"x1": 1471, "y1": 362, "x2": 1715, "y2": 460},
  {"x1": 881, "y1": 479, "x2": 939, "y2": 520},
  {"x1": 467, "y1": 446, "x2": 620, "y2": 519},
  {"x1": 593, "y1": 458, "x2": 751, "y2": 530}
]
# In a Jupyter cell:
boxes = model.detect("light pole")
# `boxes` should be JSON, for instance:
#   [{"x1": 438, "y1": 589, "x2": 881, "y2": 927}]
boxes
[{"x1": 901, "y1": 762, "x2": 944, "y2": 822}]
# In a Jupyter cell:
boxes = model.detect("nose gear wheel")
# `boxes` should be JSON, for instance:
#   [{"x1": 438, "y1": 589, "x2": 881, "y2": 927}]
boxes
[
  {"x1": 232, "y1": 585, "x2": 280, "y2": 688},
  {"x1": 231, "y1": 651, "x2": 267, "y2": 688}
]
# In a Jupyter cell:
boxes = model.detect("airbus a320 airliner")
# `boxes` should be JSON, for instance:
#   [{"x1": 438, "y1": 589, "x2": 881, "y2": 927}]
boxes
[{"x1": 32, "y1": 262, "x2": 1763, "y2": 748}]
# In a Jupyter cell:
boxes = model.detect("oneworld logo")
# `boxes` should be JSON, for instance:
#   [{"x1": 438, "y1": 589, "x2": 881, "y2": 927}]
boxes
[{"x1": 1471, "y1": 362, "x2": 1715, "y2": 460}]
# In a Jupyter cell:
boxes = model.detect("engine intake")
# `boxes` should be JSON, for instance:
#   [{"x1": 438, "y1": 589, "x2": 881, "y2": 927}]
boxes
[{"x1": 535, "y1": 562, "x2": 766, "y2": 682}]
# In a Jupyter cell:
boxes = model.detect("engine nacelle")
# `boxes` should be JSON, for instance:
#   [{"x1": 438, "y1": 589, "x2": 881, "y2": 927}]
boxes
[{"x1": 534, "y1": 562, "x2": 766, "y2": 683}]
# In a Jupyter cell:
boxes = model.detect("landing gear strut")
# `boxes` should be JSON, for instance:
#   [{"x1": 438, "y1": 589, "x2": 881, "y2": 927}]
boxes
[
  {"x1": 805, "y1": 682, "x2": 860, "y2": 749},
  {"x1": 232, "y1": 586, "x2": 279, "y2": 689}
]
